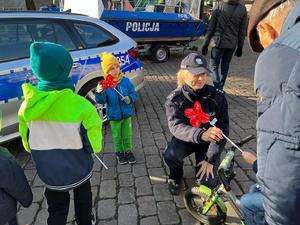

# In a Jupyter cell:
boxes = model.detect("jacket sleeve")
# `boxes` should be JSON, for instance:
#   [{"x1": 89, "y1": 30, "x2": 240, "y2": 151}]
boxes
[
  {"x1": 237, "y1": 7, "x2": 248, "y2": 49},
  {"x1": 127, "y1": 80, "x2": 138, "y2": 103},
  {"x1": 82, "y1": 105, "x2": 103, "y2": 153},
  {"x1": 95, "y1": 91, "x2": 107, "y2": 104},
  {"x1": 18, "y1": 107, "x2": 30, "y2": 152},
  {"x1": 0, "y1": 148, "x2": 33, "y2": 208},
  {"x1": 165, "y1": 97, "x2": 206, "y2": 144},
  {"x1": 206, "y1": 95, "x2": 229, "y2": 164},
  {"x1": 252, "y1": 160, "x2": 257, "y2": 174},
  {"x1": 203, "y1": 5, "x2": 219, "y2": 46}
]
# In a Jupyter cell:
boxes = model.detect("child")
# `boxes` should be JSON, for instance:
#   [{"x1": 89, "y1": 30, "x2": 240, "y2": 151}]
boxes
[
  {"x1": 18, "y1": 42, "x2": 102, "y2": 225},
  {"x1": 0, "y1": 113, "x2": 33, "y2": 225},
  {"x1": 95, "y1": 52, "x2": 137, "y2": 165},
  {"x1": 240, "y1": 151, "x2": 264, "y2": 225}
]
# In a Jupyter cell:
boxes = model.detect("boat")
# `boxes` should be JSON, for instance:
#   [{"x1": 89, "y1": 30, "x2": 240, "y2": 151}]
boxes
[
  {"x1": 100, "y1": 0, "x2": 207, "y2": 62},
  {"x1": 61, "y1": 0, "x2": 207, "y2": 62},
  {"x1": 101, "y1": 5, "x2": 207, "y2": 44}
]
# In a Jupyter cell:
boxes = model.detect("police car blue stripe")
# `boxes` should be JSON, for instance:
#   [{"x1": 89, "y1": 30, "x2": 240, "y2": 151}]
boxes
[{"x1": 0, "y1": 52, "x2": 142, "y2": 103}]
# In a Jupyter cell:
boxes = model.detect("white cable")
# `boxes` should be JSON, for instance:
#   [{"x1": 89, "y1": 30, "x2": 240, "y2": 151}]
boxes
[{"x1": 94, "y1": 154, "x2": 108, "y2": 169}]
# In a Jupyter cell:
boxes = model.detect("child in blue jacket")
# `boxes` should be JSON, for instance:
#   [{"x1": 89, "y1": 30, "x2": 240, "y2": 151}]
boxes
[
  {"x1": 0, "y1": 114, "x2": 33, "y2": 225},
  {"x1": 95, "y1": 52, "x2": 137, "y2": 164}
]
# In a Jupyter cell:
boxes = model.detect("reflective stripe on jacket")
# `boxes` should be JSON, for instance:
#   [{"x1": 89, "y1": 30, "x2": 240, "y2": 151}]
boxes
[{"x1": 18, "y1": 84, "x2": 102, "y2": 190}]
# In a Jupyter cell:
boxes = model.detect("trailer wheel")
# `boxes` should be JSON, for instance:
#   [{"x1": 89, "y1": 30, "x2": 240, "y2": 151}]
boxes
[{"x1": 150, "y1": 45, "x2": 170, "y2": 63}]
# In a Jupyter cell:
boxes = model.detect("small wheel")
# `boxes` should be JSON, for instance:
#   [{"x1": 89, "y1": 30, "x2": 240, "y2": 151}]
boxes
[
  {"x1": 78, "y1": 79, "x2": 107, "y2": 122},
  {"x1": 183, "y1": 187, "x2": 226, "y2": 225},
  {"x1": 150, "y1": 45, "x2": 170, "y2": 63}
]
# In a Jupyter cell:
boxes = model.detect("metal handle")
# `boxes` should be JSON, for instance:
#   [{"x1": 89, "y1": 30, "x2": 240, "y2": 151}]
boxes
[
  {"x1": 235, "y1": 135, "x2": 255, "y2": 148},
  {"x1": 72, "y1": 63, "x2": 81, "y2": 69}
]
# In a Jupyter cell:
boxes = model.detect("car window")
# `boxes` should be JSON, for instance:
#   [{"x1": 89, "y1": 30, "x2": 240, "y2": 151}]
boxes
[
  {"x1": 0, "y1": 21, "x2": 76, "y2": 62},
  {"x1": 0, "y1": 23, "x2": 32, "y2": 61},
  {"x1": 30, "y1": 24, "x2": 75, "y2": 50},
  {"x1": 29, "y1": 23, "x2": 56, "y2": 43},
  {"x1": 53, "y1": 24, "x2": 76, "y2": 51},
  {"x1": 28, "y1": 23, "x2": 76, "y2": 51},
  {"x1": 74, "y1": 23, "x2": 118, "y2": 48}
]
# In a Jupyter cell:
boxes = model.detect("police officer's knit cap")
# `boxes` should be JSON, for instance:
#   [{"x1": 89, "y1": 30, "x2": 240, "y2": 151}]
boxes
[
  {"x1": 30, "y1": 42, "x2": 74, "y2": 91},
  {"x1": 248, "y1": 0, "x2": 287, "y2": 53},
  {"x1": 180, "y1": 53, "x2": 211, "y2": 75},
  {"x1": 101, "y1": 52, "x2": 120, "y2": 78}
]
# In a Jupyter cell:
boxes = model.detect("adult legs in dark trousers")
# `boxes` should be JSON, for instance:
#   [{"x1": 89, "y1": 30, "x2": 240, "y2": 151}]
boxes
[
  {"x1": 45, "y1": 180, "x2": 92, "y2": 225},
  {"x1": 210, "y1": 47, "x2": 235, "y2": 90},
  {"x1": 8, "y1": 216, "x2": 18, "y2": 225},
  {"x1": 163, "y1": 137, "x2": 220, "y2": 194}
]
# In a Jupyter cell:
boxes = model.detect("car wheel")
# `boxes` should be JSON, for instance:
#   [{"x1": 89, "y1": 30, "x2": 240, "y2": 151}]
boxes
[
  {"x1": 150, "y1": 44, "x2": 170, "y2": 63},
  {"x1": 78, "y1": 79, "x2": 107, "y2": 122}
]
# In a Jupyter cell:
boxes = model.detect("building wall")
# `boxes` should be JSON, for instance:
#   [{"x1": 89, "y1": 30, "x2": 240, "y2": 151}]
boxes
[
  {"x1": 0, "y1": 0, "x2": 26, "y2": 10},
  {"x1": 34, "y1": 0, "x2": 60, "y2": 9},
  {"x1": 0, "y1": 0, "x2": 60, "y2": 10}
]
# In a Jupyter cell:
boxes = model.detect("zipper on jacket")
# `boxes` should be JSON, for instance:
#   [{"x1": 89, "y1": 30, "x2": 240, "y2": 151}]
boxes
[{"x1": 116, "y1": 85, "x2": 124, "y2": 120}]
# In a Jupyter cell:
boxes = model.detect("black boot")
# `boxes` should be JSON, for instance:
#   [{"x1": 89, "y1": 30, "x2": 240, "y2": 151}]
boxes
[
  {"x1": 116, "y1": 152, "x2": 128, "y2": 164},
  {"x1": 168, "y1": 179, "x2": 180, "y2": 195}
]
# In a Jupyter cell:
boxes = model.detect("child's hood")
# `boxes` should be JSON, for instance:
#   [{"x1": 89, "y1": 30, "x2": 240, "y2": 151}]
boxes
[{"x1": 19, "y1": 83, "x2": 73, "y2": 121}]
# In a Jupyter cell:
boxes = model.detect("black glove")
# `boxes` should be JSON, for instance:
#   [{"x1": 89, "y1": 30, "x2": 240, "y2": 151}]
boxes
[
  {"x1": 235, "y1": 47, "x2": 242, "y2": 57},
  {"x1": 201, "y1": 45, "x2": 208, "y2": 56}
]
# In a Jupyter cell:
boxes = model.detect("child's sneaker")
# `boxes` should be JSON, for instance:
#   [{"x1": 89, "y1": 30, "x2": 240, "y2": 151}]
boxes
[
  {"x1": 116, "y1": 152, "x2": 128, "y2": 164},
  {"x1": 125, "y1": 151, "x2": 136, "y2": 164},
  {"x1": 74, "y1": 209, "x2": 96, "y2": 225}
]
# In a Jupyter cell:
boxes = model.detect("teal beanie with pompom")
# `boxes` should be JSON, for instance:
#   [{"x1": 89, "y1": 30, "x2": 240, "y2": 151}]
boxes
[{"x1": 30, "y1": 42, "x2": 75, "y2": 92}]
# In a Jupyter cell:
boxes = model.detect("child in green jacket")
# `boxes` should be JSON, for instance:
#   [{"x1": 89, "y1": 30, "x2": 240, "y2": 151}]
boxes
[{"x1": 18, "y1": 42, "x2": 102, "y2": 225}]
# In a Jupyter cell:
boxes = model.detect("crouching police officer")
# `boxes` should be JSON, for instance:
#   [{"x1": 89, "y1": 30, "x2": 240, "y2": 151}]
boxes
[{"x1": 163, "y1": 53, "x2": 229, "y2": 195}]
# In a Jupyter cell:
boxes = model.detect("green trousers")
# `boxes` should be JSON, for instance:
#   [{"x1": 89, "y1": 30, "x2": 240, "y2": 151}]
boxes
[{"x1": 110, "y1": 117, "x2": 132, "y2": 153}]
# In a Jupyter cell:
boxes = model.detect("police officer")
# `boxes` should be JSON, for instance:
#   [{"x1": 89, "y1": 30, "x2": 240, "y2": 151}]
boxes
[{"x1": 163, "y1": 53, "x2": 229, "y2": 195}]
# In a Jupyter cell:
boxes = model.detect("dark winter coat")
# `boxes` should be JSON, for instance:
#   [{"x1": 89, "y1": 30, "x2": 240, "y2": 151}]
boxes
[
  {"x1": 254, "y1": 1, "x2": 300, "y2": 224},
  {"x1": 165, "y1": 84, "x2": 229, "y2": 164},
  {"x1": 0, "y1": 146, "x2": 32, "y2": 225},
  {"x1": 204, "y1": 0, "x2": 247, "y2": 50}
]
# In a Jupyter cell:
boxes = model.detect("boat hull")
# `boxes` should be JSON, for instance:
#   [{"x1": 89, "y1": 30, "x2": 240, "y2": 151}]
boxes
[{"x1": 101, "y1": 10, "x2": 207, "y2": 44}]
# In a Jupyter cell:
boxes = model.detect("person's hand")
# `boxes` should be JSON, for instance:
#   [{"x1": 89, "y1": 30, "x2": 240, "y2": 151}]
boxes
[
  {"x1": 96, "y1": 83, "x2": 103, "y2": 93},
  {"x1": 196, "y1": 160, "x2": 214, "y2": 181},
  {"x1": 242, "y1": 151, "x2": 257, "y2": 165},
  {"x1": 201, "y1": 127, "x2": 223, "y2": 143},
  {"x1": 235, "y1": 47, "x2": 243, "y2": 57},
  {"x1": 202, "y1": 45, "x2": 208, "y2": 56},
  {"x1": 122, "y1": 96, "x2": 131, "y2": 104}
]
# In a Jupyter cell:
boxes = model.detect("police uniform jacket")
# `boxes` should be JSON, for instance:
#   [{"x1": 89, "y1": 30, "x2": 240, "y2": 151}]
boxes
[{"x1": 165, "y1": 84, "x2": 229, "y2": 164}]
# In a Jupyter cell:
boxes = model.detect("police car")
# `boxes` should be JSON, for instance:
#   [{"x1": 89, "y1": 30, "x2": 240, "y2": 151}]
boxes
[{"x1": 0, "y1": 11, "x2": 144, "y2": 143}]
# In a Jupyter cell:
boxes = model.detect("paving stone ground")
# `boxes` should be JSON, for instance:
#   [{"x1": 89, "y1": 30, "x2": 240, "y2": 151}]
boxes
[{"x1": 4, "y1": 40, "x2": 259, "y2": 225}]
